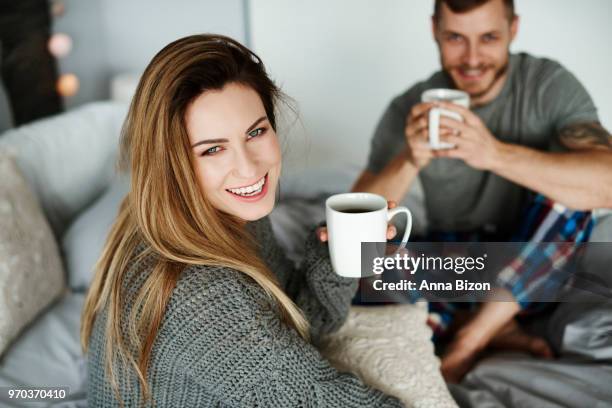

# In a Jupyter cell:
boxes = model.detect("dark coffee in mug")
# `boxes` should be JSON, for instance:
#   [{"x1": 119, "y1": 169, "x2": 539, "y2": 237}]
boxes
[{"x1": 336, "y1": 207, "x2": 375, "y2": 214}]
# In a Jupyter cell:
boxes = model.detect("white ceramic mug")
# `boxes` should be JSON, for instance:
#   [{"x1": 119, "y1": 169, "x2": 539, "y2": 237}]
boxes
[
  {"x1": 421, "y1": 89, "x2": 470, "y2": 150},
  {"x1": 325, "y1": 193, "x2": 412, "y2": 278}
]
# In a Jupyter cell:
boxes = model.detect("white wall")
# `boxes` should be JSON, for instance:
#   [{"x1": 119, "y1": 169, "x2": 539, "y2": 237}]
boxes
[
  {"x1": 98, "y1": 0, "x2": 246, "y2": 81},
  {"x1": 249, "y1": 0, "x2": 612, "y2": 180}
]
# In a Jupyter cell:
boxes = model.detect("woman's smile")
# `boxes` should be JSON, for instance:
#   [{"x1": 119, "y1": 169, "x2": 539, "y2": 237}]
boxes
[{"x1": 225, "y1": 173, "x2": 269, "y2": 202}]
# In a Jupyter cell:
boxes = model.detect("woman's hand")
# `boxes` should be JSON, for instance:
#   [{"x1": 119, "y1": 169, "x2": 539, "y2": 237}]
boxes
[{"x1": 316, "y1": 201, "x2": 398, "y2": 242}]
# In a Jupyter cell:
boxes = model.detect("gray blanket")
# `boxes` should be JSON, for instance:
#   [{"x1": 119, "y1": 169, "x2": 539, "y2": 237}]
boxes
[
  {"x1": 450, "y1": 211, "x2": 612, "y2": 408},
  {"x1": 449, "y1": 353, "x2": 612, "y2": 408}
]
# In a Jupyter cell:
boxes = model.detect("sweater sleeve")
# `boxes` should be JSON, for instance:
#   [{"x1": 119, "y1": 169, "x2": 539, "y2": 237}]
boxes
[
  {"x1": 258, "y1": 219, "x2": 359, "y2": 341},
  {"x1": 168, "y1": 266, "x2": 403, "y2": 408}
]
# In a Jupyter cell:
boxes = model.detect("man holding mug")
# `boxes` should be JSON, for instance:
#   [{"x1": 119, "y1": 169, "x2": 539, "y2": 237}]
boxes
[{"x1": 352, "y1": 0, "x2": 612, "y2": 383}]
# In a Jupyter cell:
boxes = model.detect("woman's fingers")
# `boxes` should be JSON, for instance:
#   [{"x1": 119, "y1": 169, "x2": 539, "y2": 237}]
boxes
[
  {"x1": 387, "y1": 224, "x2": 397, "y2": 240},
  {"x1": 316, "y1": 227, "x2": 328, "y2": 242},
  {"x1": 386, "y1": 201, "x2": 398, "y2": 239}
]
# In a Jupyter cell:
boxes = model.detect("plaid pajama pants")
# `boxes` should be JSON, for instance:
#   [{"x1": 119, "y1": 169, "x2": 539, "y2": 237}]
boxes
[{"x1": 426, "y1": 193, "x2": 593, "y2": 339}]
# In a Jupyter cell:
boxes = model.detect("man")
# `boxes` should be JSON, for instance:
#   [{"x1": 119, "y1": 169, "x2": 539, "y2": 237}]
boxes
[{"x1": 352, "y1": 0, "x2": 612, "y2": 383}]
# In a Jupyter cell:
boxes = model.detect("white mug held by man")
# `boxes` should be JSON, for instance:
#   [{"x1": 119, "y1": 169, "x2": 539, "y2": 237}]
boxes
[{"x1": 421, "y1": 88, "x2": 470, "y2": 149}]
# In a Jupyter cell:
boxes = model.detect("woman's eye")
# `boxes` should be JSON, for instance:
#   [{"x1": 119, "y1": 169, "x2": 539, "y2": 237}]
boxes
[
  {"x1": 247, "y1": 127, "x2": 266, "y2": 139},
  {"x1": 201, "y1": 146, "x2": 222, "y2": 156}
]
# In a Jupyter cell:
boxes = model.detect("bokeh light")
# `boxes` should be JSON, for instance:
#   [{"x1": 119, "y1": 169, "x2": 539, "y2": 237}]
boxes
[
  {"x1": 48, "y1": 33, "x2": 72, "y2": 58},
  {"x1": 56, "y1": 74, "x2": 79, "y2": 97},
  {"x1": 51, "y1": 1, "x2": 65, "y2": 17}
]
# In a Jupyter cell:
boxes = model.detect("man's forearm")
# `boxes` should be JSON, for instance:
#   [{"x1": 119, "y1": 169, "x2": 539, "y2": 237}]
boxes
[
  {"x1": 352, "y1": 149, "x2": 419, "y2": 203},
  {"x1": 491, "y1": 143, "x2": 612, "y2": 209}
]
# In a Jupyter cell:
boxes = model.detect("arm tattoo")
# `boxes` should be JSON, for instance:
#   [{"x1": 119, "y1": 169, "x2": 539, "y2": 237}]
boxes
[{"x1": 559, "y1": 122, "x2": 612, "y2": 150}]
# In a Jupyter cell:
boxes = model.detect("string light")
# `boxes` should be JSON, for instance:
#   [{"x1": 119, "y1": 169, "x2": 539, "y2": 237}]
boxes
[
  {"x1": 49, "y1": 1, "x2": 76, "y2": 97},
  {"x1": 48, "y1": 33, "x2": 72, "y2": 58},
  {"x1": 56, "y1": 74, "x2": 79, "y2": 97},
  {"x1": 51, "y1": 1, "x2": 65, "y2": 17}
]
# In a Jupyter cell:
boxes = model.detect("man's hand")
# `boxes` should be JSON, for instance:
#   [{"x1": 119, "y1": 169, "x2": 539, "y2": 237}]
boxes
[
  {"x1": 434, "y1": 101, "x2": 504, "y2": 171},
  {"x1": 404, "y1": 102, "x2": 437, "y2": 169}
]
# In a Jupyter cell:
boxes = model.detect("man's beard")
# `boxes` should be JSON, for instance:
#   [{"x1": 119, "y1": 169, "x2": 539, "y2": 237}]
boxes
[{"x1": 443, "y1": 57, "x2": 510, "y2": 100}]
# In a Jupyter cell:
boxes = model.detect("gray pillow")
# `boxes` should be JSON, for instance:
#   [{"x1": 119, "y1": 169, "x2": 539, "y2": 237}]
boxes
[
  {"x1": 0, "y1": 102, "x2": 127, "y2": 239},
  {"x1": 0, "y1": 151, "x2": 65, "y2": 356},
  {"x1": 61, "y1": 176, "x2": 130, "y2": 291}
]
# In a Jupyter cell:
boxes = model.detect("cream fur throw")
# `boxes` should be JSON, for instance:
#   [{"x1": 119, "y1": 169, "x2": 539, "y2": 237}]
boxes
[
  {"x1": 321, "y1": 303, "x2": 457, "y2": 408},
  {"x1": 0, "y1": 150, "x2": 65, "y2": 355}
]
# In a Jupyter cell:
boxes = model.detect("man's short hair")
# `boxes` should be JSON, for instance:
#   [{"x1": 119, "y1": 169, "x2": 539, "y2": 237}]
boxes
[{"x1": 433, "y1": 0, "x2": 515, "y2": 22}]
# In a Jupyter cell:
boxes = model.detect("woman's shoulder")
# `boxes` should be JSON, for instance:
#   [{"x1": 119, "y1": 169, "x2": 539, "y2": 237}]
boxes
[
  {"x1": 175, "y1": 263, "x2": 266, "y2": 301},
  {"x1": 166, "y1": 262, "x2": 277, "y2": 324},
  {"x1": 124, "y1": 238, "x2": 278, "y2": 326},
  {"x1": 153, "y1": 263, "x2": 281, "y2": 360}
]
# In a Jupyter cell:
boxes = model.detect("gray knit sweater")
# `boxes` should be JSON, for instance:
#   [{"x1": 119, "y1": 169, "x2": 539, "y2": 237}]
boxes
[{"x1": 87, "y1": 217, "x2": 403, "y2": 407}]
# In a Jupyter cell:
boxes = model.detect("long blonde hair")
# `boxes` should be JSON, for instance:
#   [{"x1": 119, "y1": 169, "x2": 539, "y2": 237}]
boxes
[{"x1": 80, "y1": 34, "x2": 309, "y2": 405}]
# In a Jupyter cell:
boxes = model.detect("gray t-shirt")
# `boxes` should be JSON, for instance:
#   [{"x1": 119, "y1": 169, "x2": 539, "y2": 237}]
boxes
[{"x1": 367, "y1": 53, "x2": 599, "y2": 237}]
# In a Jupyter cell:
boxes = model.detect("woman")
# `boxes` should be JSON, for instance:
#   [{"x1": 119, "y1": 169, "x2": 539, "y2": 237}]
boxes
[{"x1": 81, "y1": 34, "x2": 403, "y2": 407}]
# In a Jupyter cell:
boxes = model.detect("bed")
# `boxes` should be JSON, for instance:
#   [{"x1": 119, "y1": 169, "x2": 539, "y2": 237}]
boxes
[{"x1": 0, "y1": 101, "x2": 611, "y2": 408}]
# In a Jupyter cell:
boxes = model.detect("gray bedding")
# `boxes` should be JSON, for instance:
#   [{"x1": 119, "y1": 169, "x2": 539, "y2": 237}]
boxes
[
  {"x1": 449, "y1": 353, "x2": 612, "y2": 408},
  {"x1": 0, "y1": 293, "x2": 88, "y2": 408}
]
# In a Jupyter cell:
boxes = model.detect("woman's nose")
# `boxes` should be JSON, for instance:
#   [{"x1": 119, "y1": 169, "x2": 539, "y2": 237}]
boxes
[{"x1": 233, "y1": 146, "x2": 258, "y2": 179}]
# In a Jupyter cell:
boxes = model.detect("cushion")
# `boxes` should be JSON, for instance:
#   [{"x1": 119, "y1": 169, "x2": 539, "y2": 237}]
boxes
[
  {"x1": 0, "y1": 292, "x2": 88, "y2": 407},
  {"x1": 62, "y1": 176, "x2": 130, "y2": 291},
  {"x1": 321, "y1": 304, "x2": 457, "y2": 407},
  {"x1": 0, "y1": 151, "x2": 65, "y2": 356},
  {"x1": 0, "y1": 101, "x2": 127, "y2": 239}
]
